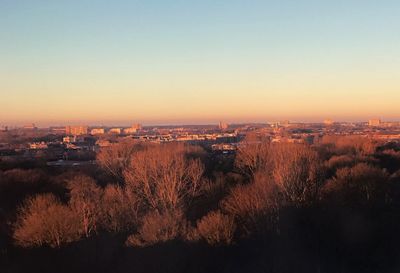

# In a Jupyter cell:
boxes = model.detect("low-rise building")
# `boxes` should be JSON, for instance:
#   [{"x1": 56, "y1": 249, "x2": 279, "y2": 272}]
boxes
[
  {"x1": 91, "y1": 128, "x2": 105, "y2": 135},
  {"x1": 109, "y1": 128, "x2": 122, "y2": 134},
  {"x1": 123, "y1": 127, "x2": 137, "y2": 134},
  {"x1": 29, "y1": 142, "x2": 48, "y2": 149},
  {"x1": 63, "y1": 136, "x2": 85, "y2": 143}
]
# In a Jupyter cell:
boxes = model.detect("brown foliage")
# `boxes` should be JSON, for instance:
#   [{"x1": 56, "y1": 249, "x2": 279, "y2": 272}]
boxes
[
  {"x1": 14, "y1": 194, "x2": 80, "y2": 248},
  {"x1": 196, "y1": 210, "x2": 236, "y2": 246}
]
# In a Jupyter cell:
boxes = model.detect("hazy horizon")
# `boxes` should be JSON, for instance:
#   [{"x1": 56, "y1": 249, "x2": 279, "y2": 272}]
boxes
[
  {"x1": 1, "y1": 116, "x2": 399, "y2": 128},
  {"x1": 1, "y1": 1, "x2": 400, "y2": 124}
]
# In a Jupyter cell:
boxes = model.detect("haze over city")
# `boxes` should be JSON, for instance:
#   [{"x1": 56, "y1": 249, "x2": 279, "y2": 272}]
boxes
[{"x1": 1, "y1": 0, "x2": 400, "y2": 126}]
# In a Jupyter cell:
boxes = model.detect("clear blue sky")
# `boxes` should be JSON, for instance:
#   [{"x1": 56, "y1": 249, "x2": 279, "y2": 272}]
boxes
[{"x1": 1, "y1": 0, "x2": 399, "y2": 126}]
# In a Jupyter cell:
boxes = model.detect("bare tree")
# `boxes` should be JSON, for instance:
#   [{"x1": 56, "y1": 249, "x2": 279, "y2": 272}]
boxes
[
  {"x1": 123, "y1": 143, "x2": 204, "y2": 211},
  {"x1": 270, "y1": 143, "x2": 323, "y2": 205},
  {"x1": 321, "y1": 135, "x2": 379, "y2": 156},
  {"x1": 235, "y1": 141, "x2": 272, "y2": 178},
  {"x1": 14, "y1": 194, "x2": 80, "y2": 248},
  {"x1": 235, "y1": 141, "x2": 323, "y2": 205},
  {"x1": 101, "y1": 184, "x2": 141, "y2": 232},
  {"x1": 68, "y1": 175, "x2": 102, "y2": 237},
  {"x1": 97, "y1": 139, "x2": 143, "y2": 182},
  {"x1": 222, "y1": 173, "x2": 279, "y2": 236},
  {"x1": 321, "y1": 163, "x2": 389, "y2": 205}
]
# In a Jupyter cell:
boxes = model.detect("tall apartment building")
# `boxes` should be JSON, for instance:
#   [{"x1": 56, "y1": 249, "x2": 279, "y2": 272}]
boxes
[
  {"x1": 219, "y1": 122, "x2": 229, "y2": 130},
  {"x1": 132, "y1": 123, "x2": 142, "y2": 130},
  {"x1": 65, "y1": 125, "x2": 89, "y2": 135},
  {"x1": 324, "y1": 119, "x2": 334, "y2": 126},
  {"x1": 280, "y1": 120, "x2": 291, "y2": 127},
  {"x1": 368, "y1": 119, "x2": 381, "y2": 127}
]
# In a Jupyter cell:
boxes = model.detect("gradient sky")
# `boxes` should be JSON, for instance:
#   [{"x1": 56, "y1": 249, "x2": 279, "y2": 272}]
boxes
[{"x1": 1, "y1": 0, "x2": 400, "y2": 126}]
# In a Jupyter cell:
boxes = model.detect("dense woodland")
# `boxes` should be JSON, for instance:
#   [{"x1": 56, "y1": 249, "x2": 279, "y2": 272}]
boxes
[{"x1": 1, "y1": 135, "x2": 400, "y2": 273}]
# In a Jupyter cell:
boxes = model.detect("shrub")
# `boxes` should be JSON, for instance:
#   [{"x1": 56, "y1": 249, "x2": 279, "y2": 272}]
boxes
[
  {"x1": 196, "y1": 211, "x2": 236, "y2": 246},
  {"x1": 126, "y1": 210, "x2": 186, "y2": 247},
  {"x1": 325, "y1": 155, "x2": 356, "y2": 170}
]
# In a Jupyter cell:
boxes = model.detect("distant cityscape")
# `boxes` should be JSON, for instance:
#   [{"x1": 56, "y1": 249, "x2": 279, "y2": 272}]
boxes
[{"x1": 0, "y1": 118, "x2": 399, "y2": 167}]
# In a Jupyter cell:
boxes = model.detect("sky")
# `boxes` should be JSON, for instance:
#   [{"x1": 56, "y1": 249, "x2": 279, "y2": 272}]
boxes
[{"x1": 0, "y1": 0, "x2": 400, "y2": 126}]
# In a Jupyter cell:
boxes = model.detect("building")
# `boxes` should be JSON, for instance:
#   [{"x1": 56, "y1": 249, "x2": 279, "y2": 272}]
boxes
[
  {"x1": 50, "y1": 127, "x2": 66, "y2": 134},
  {"x1": 63, "y1": 135, "x2": 85, "y2": 143},
  {"x1": 132, "y1": 123, "x2": 142, "y2": 130},
  {"x1": 324, "y1": 119, "x2": 334, "y2": 126},
  {"x1": 368, "y1": 119, "x2": 381, "y2": 127},
  {"x1": 23, "y1": 123, "x2": 37, "y2": 130},
  {"x1": 90, "y1": 128, "x2": 105, "y2": 135},
  {"x1": 66, "y1": 125, "x2": 88, "y2": 135},
  {"x1": 382, "y1": 122, "x2": 400, "y2": 128},
  {"x1": 124, "y1": 127, "x2": 137, "y2": 134},
  {"x1": 29, "y1": 142, "x2": 48, "y2": 149},
  {"x1": 123, "y1": 123, "x2": 142, "y2": 134},
  {"x1": 218, "y1": 122, "x2": 229, "y2": 130},
  {"x1": 109, "y1": 128, "x2": 122, "y2": 134},
  {"x1": 280, "y1": 120, "x2": 291, "y2": 127}
]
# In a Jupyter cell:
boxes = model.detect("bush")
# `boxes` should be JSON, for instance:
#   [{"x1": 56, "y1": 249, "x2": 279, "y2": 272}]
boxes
[
  {"x1": 196, "y1": 210, "x2": 235, "y2": 246},
  {"x1": 126, "y1": 210, "x2": 186, "y2": 247},
  {"x1": 325, "y1": 155, "x2": 356, "y2": 170}
]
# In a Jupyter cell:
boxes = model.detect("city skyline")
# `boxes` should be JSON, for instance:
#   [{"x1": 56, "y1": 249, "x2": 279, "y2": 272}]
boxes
[
  {"x1": 1, "y1": 1, "x2": 400, "y2": 125},
  {"x1": 1, "y1": 117, "x2": 400, "y2": 128}
]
